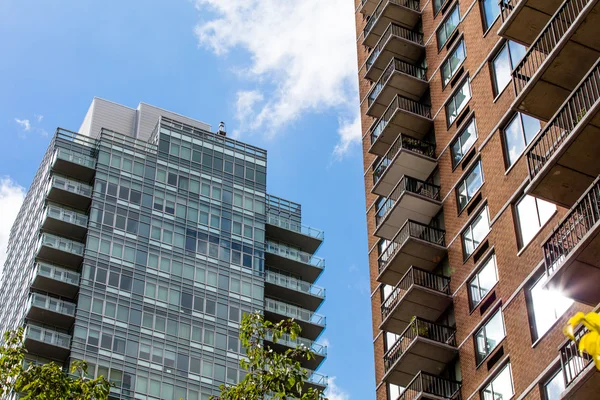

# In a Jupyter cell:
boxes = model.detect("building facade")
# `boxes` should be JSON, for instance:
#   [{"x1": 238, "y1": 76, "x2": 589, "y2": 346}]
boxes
[
  {"x1": 0, "y1": 98, "x2": 327, "y2": 399},
  {"x1": 354, "y1": 0, "x2": 600, "y2": 399}
]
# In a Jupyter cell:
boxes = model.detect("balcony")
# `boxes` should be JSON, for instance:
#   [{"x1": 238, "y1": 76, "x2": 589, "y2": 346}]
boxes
[
  {"x1": 381, "y1": 267, "x2": 451, "y2": 333},
  {"x1": 369, "y1": 95, "x2": 433, "y2": 156},
  {"x1": 383, "y1": 318, "x2": 457, "y2": 387},
  {"x1": 511, "y1": 0, "x2": 600, "y2": 121},
  {"x1": 37, "y1": 233, "x2": 85, "y2": 270},
  {"x1": 265, "y1": 241, "x2": 325, "y2": 284},
  {"x1": 26, "y1": 293, "x2": 76, "y2": 329},
  {"x1": 374, "y1": 176, "x2": 441, "y2": 239},
  {"x1": 265, "y1": 269, "x2": 325, "y2": 311},
  {"x1": 372, "y1": 135, "x2": 436, "y2": 196},
  {"x1": 265, "y1": 298, "x2": 325, "y2": 341},
  {"x1": 41, "y1": 204, "x2": 88, "y2": 241},
  {"x1": 46, "y1": 175, "x2": 92, "y2": 211},
  {"x1": 559, "y1": 323, "x2": 600, "y2": 399},
  {"x1": 498, "y1": 0, "x2": 564, "y2": 46},
  {"x1": 525, "y1": 59, "x2": 600, "y2": 208},
  {"x1": 363, "y1": 0, "x2": 421, "y2": 48},
  {"x1": 30, "y1": 262, "x2": 80, "y2": 299},
  {"x1": 24, "y1": 325, "x2": 71, "y2": 361},
  {"x1": 305, "y1": 371, "x2": 328, "y2": 393},
  {"x1": 52, "y1": 147, "x2": 96, "y2": 183},
  {"x1": 378, "y1": 221, "x2": 446, "y2": 285},
  {"x1": 543, "y1": 178, "x2": 600, "y2": 305},
  {"x1": 265, "y1": 215, "x2": 323, "y2": 254},
  {"x1": 264, "y1": 332, "x2": 327, "y2": 370},
  {"x1": 396, "y1": 372, "x2": 461, "y2": 400},
  {"x1": 366, "y1": 58, "x2": 428, "y2": 118},
  {"x1": 365, "y1": 24, "x2": 425, "y2": 82}
]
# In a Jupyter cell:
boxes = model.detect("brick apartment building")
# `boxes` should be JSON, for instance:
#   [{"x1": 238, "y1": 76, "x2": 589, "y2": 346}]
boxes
[{"x1": 354, "y1": 0, "x2": 600, "y2": 399}]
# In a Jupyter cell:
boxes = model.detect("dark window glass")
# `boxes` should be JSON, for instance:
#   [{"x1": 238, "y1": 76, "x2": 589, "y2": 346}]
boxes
[
  {"x1": 107, "y1": 183, "x2": 118, "y2": 197},
  {"x1": 205, "y1": 300, "x2": 216, "y2": 315}
]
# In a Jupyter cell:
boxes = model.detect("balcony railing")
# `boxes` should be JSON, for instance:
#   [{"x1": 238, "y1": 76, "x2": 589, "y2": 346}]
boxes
[
  {"x1": 49, "y1": 175, "x2": 93, "y2": 198},
  {"x1": 56, "y1": 128, "x2": 97, "y2": 148},
  {"x1": 364, "y1": 0, "x2": 421, "y2": 39},
  {"x1": 366, "y1": 24, "x2": 424, "y2": 73},
  {"x1": 25, "y1": 325, "x2": 71, "y2": 349},
  {"x1": 527, "y1": 59, "x2": 600, "y2": 180},
  {"x1": 265, "y1": 270, "x2": 325, "y2": 298},
  {"x1": 379, "y1": 221, "x2": 446, "y2": 274},
  {"x1": 375, "y1": 177, "x2": 441, "y2": 227},
  {"x1": 396, "y1": 372, "x2": 461, "y2": 400},
  {"x1": 381, "y1": 267, "x2": 450, "y2": 320},
  {"x1": 34, "y1": 262, "x2": 81, "y2": 286},
  {"x1": 53, "y1": 148, "x2": 96, "y2": 170},
  {"x1": 265, "y1": 298, "x2": 326, "y2": 327},
  {"x1": 499, "y1": 0, "x2": 517, "y2": 22},
  {"x1": 512, "y1": 0, "x2": 591, "y2": 96},
  {"x1": 560, "y1": 323, "x2": 594, "y2": 389},
  {"x1": 367, "y1": 58, "x2": 427, "y2": 107},
  {"x1": 45, "y1": 205, "x2": 88, "y2": 228},
  {"x1": 373, "y1": 135, "x2": 436, "y2": 186},
  {"x1": 307, "y1": 371, "x2": 328, "y2": 387},
  {"x1": 370, "y1": 95, "x2": 432, "y2": 145},
  {"x1": 384, "y1": 318, "x2": 456, "y2": 372},
  {"x1": 28, "y1": 293, "x2": 76, "y2": 317},
  {"x1": 39, "y1": 233, "x2": 85, "y2": 257},
  {"x1": 544, "y1": 178, "x2": 600, "y2": 275},
  {"x1": 266, "y1": 241, "x2": 325, "y2": 268},
  {"x1": 264, "y1": 332, "x2": 327, "y2": 357},
  {"x1": 266, "y1": 214, "x2": 324, "y2": 240}
]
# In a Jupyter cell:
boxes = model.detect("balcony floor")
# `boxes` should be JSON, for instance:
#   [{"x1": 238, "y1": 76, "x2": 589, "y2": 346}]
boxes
[
  {"x1": 26, "y1": 307, "x2": 75, "y2": 330},
  {"x1": 41, "y1": 217, "x2": 88, "y2": 242},
  {"x1": 265, "y1": 252, "x2": 322, "y2": 284},
  {"x1": 498, "y1": 0, "x2": 563, "y2": 46},
  {"x1": 264, "y1": 282, "x2": 324, "y2": 311},
  {"x1": 372, "y1": 151, "x2": 437, "y2": 196},
  {"x1": 370, "y1": 108, "x2": 433, "y2": 156},
  {"x1": 264, "y1": 309, "x2": 324, "y2": 341},
  {"x1": 31, "y1": 274, "x2": 79, "y2": 299},
  {"x1": 263, "y1": 339, "x2": 325, "y2": 371},
  {"x1": 46, "y1": 187, "x2": 91, "y2": 211},
  {"x1": 364, "y1": 4, "x2": 420, "y2": 48},
  {"x1": 562, "y1": 362, "x2": 600, "y2": 400},
  {"x1": 37, "y1": 245, "x2": 83, "y2": 270},
  {"x1": 52, "y1": 158, "x2": 95, "y2": 183},
  {"x1": 367, "y1": 73, "x2": 428, "y2": 118},
  {"x1": 378, "y1": 239, "x2": 447, "y2": 285},
  {"x1": 375, "y1": 193, "x2": 442, "y2": 239},
  {"x1": 265, "y1": 224, "x2": 322, "y2": 254},
  {"x1": 24, "y1": 337, "x2": 70, "y2": 362},
  {"x1": 366, "y1": 37, "x2": 425, "y2": 82}
]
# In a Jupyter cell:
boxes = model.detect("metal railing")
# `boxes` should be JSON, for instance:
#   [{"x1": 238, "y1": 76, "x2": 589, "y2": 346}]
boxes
[
  {"x1": 38, "y1": 233, "x2": 85, "y2": 256},
  {"x1": 28, "y1": 293, "x2": 76, "y2": 317},
  {"x1": 49, "y1": 175, "x2": 93, "y2": 198},
  {"x1": 265, "y1": 269, "x2": 325, "y2": 298},
  {"x1": 264, "y1": 332, "x2": 328, "y2": 357},
  {"x1": 544, "y1": 177, "x2": 600, "y2": 275},
  {"x1": 367, "y1": 58, "x2": 427, "y2": 107},
  {"x1": 379, "y1": 221, "x2": 446, "y2": 274},
  {"x1": 396, "y1": 372, "x2": 461, "y2": 400},
  {"x1": 53, "y1": 147, "x2": 96, "y2": 170},
  {"x1": 55, "y1": 128, "x2": 98, "y2": 149},
  {"x1": 34, "y1": 262, "x2": 80, "y2": 286},
  {"x1": 527, "y1": 59, "x2": 600, "y2": 180},
  {"x1": 512, "y1": 0, "x2": 591, "y2": 96},
  {"x1": 364, "y1": 0, "x2": 421, "y2": 39},
  {"x1": 560, "y1": 323, "x2": 595, "y2": 388},
  {"x1": 499, "y1": 0, "x2": 517, "y2": 22},
  {"x1": 366, "y1": 24, "x2": 424, "y2": 73},
  {"x1": 373, "y1": 134, "x2": 435, "y2": 186},
  {"x1": 381, "y1": 267, "x2": 450, "y2": 320},
  {"x1": 266, "y1": 214, "x2": 324, "y2": 240},
  {"x1": 306, "y1": 370, "x2": 328, "y2": 387},
  {"x1": 265, "y1": 298, "x2": 326, "y2": 327},
  {"x1": 45, "y1": 204, "x2": 88, "y2": 228},
  {"x1": 370, "y1": 95, "x2": 432, "y2": 145},
  {"x1": 266, "y1": 241, "x2": 325, "y2": 269},
  {"x1": 25, "y1": 325, "x2": 71, "y2": 349},
  {"x1": 384, "y1": 318, "x2": 456, "y2": 372},
  {"x1": 375, "y1": 176, "x2": 441, "y2": 227}
]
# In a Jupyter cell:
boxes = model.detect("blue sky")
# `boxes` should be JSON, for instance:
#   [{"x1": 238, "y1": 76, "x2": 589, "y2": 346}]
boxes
[{"x1": 0, "y1": 0, "x2": 374, "y2": 398}]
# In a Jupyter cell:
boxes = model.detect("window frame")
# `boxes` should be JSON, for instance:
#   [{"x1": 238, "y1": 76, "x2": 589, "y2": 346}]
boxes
[
  {"x1": 441, "y1": 37, "x2": 467, "y2": 88},
  {"x1": 490, "y1": 41, "x2": 527, "y2": 97},
  {"x1": 451, "y1": 117, "x2": 477, "y2": 169},
  {"x1": 468, "y1": 252, "x2": 498, "y2": 310},
  {"x1": 437, "y1": 3, "x2": 461, "y2": 50},
  {"x1": 456, "y1": 159, "x2": 484, "y2": 213},
  {"x1": 502, "y1": 112, "x2": 541, "y2": 168},
  {"x1": 514, "y1": 194, "x2": 556, "y2": 249},
  {"x1": 481, "y1": 362, "x2": 514, "y2": 400},
  {"x1": 462, "y1": 204, "x2": 490, "y2": 261},
  {"x1": 542, "y1": 367, "x2": 565, "y2": 400},
  {"x1": 433, "y1": 0, "x2": 452, "y2": 16},
  {"x1": 474, "y1": 308, "x2": 506, "y2": 366},
  {"x1": 446, "y1": 77, "x2": 472, "y2": 127},
  {"x1": 480, "y1": 0, "x2": 501, "y2": 33}
]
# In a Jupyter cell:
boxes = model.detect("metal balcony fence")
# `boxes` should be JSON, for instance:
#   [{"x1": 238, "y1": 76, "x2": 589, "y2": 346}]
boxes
[
  {"x1": 560, "y1": 323, "x2": 594, "y2": 389},
  {"x1": 373, "y1": 134, "x2": 435, "y2": 185},
  {"x1": 364, "y1": 0, "x2": 421, "y2": 39},
  {"x1": 266, "y1": 241, "x2": 325, "y2": 268},
  {"x1": 366, "y1": 24, "x2": 424, "y2": 72},
  {"x1": 370, "y1": 95, "x2": 432, "y2": 145},
  {"x1": 396, "y1": 372, "x2": 461, "y2": 400},
  {"x1": 367, "y1": 58, "x2": 427, "y2": 107},
  {"x1": 266, "y1": 214, "x2": 324, "y2": 240}
]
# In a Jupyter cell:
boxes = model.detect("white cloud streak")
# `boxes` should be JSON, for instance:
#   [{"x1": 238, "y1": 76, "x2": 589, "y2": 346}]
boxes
[
  {"x1": 194, "y1": 0, "x2": 361, "y2": 157},
  {"x1": 0, "y1": 177, "x2": 25, "y2": 277},
  {"x1": 326, "y1": 377, "x2": 351, "y2": 400},
  {"x1": 15, "y1": 118, "x2": 31, "y2": 131}
]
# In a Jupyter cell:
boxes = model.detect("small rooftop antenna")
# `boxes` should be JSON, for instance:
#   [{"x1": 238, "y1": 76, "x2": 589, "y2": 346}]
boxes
[{"x1": 217, "y1": 121, "x2": 227, "y2": 137}]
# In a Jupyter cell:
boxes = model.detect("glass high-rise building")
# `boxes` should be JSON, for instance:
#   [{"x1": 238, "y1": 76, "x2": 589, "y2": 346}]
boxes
[{"x1": 0, "y1": 98, "x2": 327, "y2": 399}]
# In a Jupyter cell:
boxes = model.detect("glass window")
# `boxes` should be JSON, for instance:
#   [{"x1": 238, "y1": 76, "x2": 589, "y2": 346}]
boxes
[
  {"x1": 475, "y1": 309, "x2": 505, "y2": 364},
  {"x1": 503, "y1": 112, "x2": 541, "y2": 166},
  {"x1": 446, "y1": 78, "x2": 471, "y2": 126},
  {"x1": 492, "y1": 41, "x2": 527, "y2": 95},
  {"x1": 515, "y1": 195, "x2": 556, "y2": 247},
  {"x1": 457, "y1": 160, "x2": 484, "y2": 211},
  {"x1": 469, "y1": 254, "x2": 498, "y2": 309},
  {"x1": 451, "y1": 118, "x2": 478, "y2": 168},
  {"x1": 481, "y1": 363, "x2": 514, "y2": 400},
  {"x1": 544, "y1": 369, "x2": 565, "y2": 400},
  {"x1": 462, "y1": 206, "x2": 490, "y2": 259},
  {"x1": 529, "y1": 272, "x2": 573, "y2": 340},
  {"x1": 442, "y1": 39, "x2": 467, "y2": 87},
  {"x1": 481, "y1": 0, "x2": 500, "y2": 31},
  {"x1": 437, "y1": 5, "x2": 461, "y2": 50},
  {"x1": 433, "y1": 0, "x2": 449, "y2": 14}
]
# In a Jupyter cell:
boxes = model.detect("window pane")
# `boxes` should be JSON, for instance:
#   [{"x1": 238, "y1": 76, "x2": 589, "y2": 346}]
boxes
[
  {"x1": 471, "y1": 206, "x2": 490, "y2": 247},
  {"x1": 530, "y1": 273, "x2": 573, "y2": 338},
  {"x1": 517, "y1": 195, "x2": 541, "y2": 246},
  {"x1": 537, "y1": 197, "x2": 556, "y2": 227},
  {"x1": 458, "y1": 161, "x2": 483, "y2": 211},
  {"x1": 522, "y1": 113, "x2": 541, "y2": 145},
  {"x1": 492, "y1": 45, "x2": 511, "y2": 94},
  {"x1": 443, "y1": 40, "x2": 466, "y2": 86},
  {"x1": 447, "y1": 79, "x2": 471, "y2": 126},
  {"x1": 508, "y1": 41, "x2": 527, "y2": 69},
  {"x1": 438, "y1": 5, "x2": 460, "y2": 49},
  {"x1": 504, "y1": 114, "x2": 526, "y2": 166},
  {"x1": 491, "y1": 364, "x2": 514, "y2": 399},
  {"x1": 482, "y1": 0, "x2": 500, "y2": 30},
  {"x1": 476, "y1": 310, "x2": 505, "y2": 363},
  {"x1": 470, "y1": 254, "x2": 498, "y2": 307},
  {"x1": 545, "y1": 370, "x2": 565, "y2": 400}
]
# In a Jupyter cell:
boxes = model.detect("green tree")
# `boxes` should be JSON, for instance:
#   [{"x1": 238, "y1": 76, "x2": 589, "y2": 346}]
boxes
[
  {"x1": 212, "y1": 312, "x2": 328, "y2": 400},
  {"x1": 0, "y1": 328, "x2": 111, "y2": 399}
]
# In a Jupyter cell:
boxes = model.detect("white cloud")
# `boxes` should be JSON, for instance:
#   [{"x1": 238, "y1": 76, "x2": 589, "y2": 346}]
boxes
[
  {"x1": 326, "y1": 377, "x2": 350, "y2": 400},
  {"x1": 15, "y1": 115, "x2": 48, "y2": 138},
  {"x1": 194, "y1": 0, "x2": 361, "y2": 157},
  {"x1": 333, "y1": 111, "x2": 362, "y2": 159},
  {"x1": 35, "y1": 114, "x2": 44, "y2": 123},
  {"x1": 15, "y1": 118, "x2": 31, "y2": 131},
  {"x1": 0, "y1": 177, "x2": 25, "y2": 277}
]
